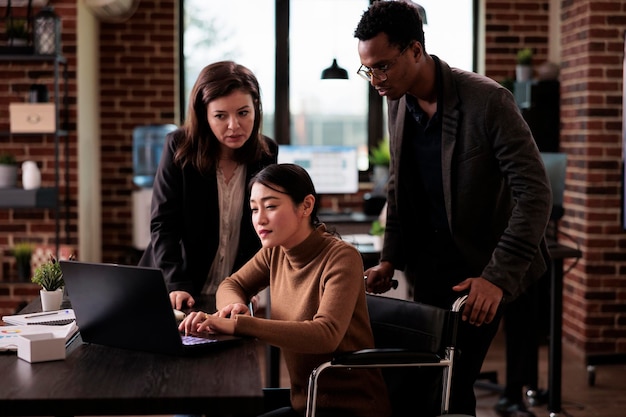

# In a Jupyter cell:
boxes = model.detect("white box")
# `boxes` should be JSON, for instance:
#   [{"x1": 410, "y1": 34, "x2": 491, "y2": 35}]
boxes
[
  {"x1": 9, "y1": 103, "x2": 57, "y2": 134},
  {"x1": 16, "y1": 333, "x2": 66, "y2": 363}
]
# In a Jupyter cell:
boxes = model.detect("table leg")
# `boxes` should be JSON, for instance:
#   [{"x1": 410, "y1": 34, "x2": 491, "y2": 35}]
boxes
[{"x1": 548, "y1": 258, "x2": 563, "y2": 415}]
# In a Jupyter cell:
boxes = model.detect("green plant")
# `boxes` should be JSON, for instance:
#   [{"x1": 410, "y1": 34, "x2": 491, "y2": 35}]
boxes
[
  {"x1": 369, "y1": 219, "x2": 385, "y2": 236},
  {"x1": 516, "y1": 48, "x2": 533, "y2": 66},
  {"x1": 0, "y1": 153, "x2": 17, "y2": 165},
  {"x1": 369, "y1": 140, "x2": 390, "y2": 166},
  {"x1": 32, "y1": 254, "x2": 64, "y2": 291},
  {"x1": 12, "y1": 242, "x2": 33, "y2": 262},
  {"x1": 6, "y1": 18, "x2": 29, "y2": 40}
]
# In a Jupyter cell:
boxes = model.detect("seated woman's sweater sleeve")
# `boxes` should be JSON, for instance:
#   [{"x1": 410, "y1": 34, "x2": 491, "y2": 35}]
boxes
[{"x1": 230, "y1": 243, "x2": 369, "y2": 354}]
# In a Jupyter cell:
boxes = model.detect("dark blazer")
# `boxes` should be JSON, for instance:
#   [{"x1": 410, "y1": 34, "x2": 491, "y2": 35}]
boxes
[
  {"x1": 382, "y1": 57, "x2": 552, "y2": 301},
  {"x1": 139, "y1": 131, "x2": 278, "y2": 295}
]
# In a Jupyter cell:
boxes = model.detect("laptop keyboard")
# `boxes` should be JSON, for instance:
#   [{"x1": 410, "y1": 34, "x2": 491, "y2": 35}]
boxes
[{"x1": 181, "y1": 334, "x2": 218, "y2": 346}]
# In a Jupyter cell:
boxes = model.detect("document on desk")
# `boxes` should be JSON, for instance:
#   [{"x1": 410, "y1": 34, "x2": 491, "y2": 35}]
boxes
[
  {"x1": 2, "y1": 309, "x2": 76, "y2": 326},
  {"x1": 0, "y1": 322, "x2": 78, "y2": 351}
]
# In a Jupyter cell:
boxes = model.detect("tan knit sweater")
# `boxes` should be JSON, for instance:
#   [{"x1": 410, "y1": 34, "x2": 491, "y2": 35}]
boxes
[{"x1": 217, "y1": 225, "x2": 391, "y2": 416}]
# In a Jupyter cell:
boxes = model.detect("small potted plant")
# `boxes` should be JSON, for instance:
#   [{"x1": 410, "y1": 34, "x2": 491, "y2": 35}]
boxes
[
  {"x1": 0, "y1": 153, "x2": 18, "y2": 189},
  {"x1": 516, "y1": 48, "x2": 533, "y2": 81},
  {"x1": 11, "y1": 242, "x2": 34, "y2": 281},
  {"x1": 32, "y1": 254, "x2": 65, "y2": 311},
  {"x1": 5, "y1": 18, "x2": 29, "y2": 47},
  {"x1": 369, "y1": 140, "x2": 391, "y2": 196}
]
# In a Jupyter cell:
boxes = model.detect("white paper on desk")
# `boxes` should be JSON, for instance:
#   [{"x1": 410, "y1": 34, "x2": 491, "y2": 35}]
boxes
[
  {"x1": 2, "y1": 309, "x2": 75, "y2": 326},
  {"x1": 0, "y1": 322, "x2": 78, "y2": 352}
]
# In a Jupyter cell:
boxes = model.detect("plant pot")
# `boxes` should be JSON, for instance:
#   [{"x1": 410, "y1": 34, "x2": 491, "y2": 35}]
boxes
[
  {"x1": 0, "y1": 164, "x2": 18, "y2": 188},
  {"x1": 17, "y1": 259, "x2": 31, "y2": 282},
  {"x1": 516, "y1": 64, "x2": 533, "y2": 82},
  {"x1": 40, "y1": 288, "x2": 64, "y2": 312}
]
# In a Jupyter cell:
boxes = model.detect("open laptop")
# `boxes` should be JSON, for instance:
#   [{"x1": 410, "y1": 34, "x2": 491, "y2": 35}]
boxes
[{"x1": 59, "y1": 260, "x2": 242, "y2": 356}]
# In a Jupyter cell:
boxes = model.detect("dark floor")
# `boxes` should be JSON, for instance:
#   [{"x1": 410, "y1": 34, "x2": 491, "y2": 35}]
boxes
[
  {"x1": 259, "y1": 326, "x2": 626, "y2": 417},
  {"x1": 475, "y1": 329, "x2": 626, "y2": 417}
]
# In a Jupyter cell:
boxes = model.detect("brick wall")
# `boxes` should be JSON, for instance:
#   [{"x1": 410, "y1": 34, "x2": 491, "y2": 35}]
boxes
[
  {"x1": 484, "y1": 0, "x2": 550, "y2": 81},
  {"x1": 558, "y1": 0, "x2": 626, "y2": 358},
  {"x1": 98, "y1": 0, "x2": 177, "y2": 264}
]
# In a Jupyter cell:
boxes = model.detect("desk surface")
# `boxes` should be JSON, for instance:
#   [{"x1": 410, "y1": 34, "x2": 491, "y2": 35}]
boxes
[{"x1": 0, "y1": 298, "x2": 263, "y2": 416}]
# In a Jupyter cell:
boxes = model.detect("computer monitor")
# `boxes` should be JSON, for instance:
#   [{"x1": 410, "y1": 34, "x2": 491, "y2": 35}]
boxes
[
  {"x1": 277, "y1": 145, "x2": 359, "y2": 194},
  {"x1": 540, "y1": 152, "x2": 567, "y2": 221}
]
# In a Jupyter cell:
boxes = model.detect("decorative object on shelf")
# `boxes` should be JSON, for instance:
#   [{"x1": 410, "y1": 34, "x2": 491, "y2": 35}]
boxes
[
  {"x1": 29, "y1": 83, "x2": 49, "y2": 103},
  {"x1": 21, "y1": 160, "x2": 41, "y2": 190},
  {"x1": 516, "y1": 48, "x2": 533, "y2": 82},
  {"x1": 33, "y1": 6, "x2": 60, "y2": 55},
  {"x1": 0, "y1": 153, "x2": 18, "y2": 189},
  {"x1": 32, "y1": 253, "x2": 70, "y2": 311},
  {"x1": 5, "y1": 17, "x2": 29, "y2": 46},
  {"x1": 12, "y1": 242, "x2": 34, "y2": 281}
]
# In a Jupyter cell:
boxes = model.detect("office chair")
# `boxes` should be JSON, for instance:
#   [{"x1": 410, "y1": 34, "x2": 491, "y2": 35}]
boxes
[{"x1": 305, "y1": 293, "x2": 469, "y2": 417}]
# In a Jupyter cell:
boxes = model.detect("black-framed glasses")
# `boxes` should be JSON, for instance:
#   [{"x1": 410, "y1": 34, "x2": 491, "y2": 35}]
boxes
[{"x1": 357, "y1": 44, "x2": 411, "y2": 82}]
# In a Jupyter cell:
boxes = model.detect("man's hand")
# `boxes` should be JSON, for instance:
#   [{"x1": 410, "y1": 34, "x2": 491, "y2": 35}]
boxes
[
  {"x1": 452, "y1": 277, "x2": 503, "y2": 326},
  {"x1": 364, "y1": 261, "x2": 395, "y2": 293},
  {"x1": 169, "y1": 290, "x2": 195, "y2": 310}
]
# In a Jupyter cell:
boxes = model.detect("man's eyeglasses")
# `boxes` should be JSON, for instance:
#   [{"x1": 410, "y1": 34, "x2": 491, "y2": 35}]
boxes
[{"x1": 357, "y1": 44, "x2": 411, "y2": 82}]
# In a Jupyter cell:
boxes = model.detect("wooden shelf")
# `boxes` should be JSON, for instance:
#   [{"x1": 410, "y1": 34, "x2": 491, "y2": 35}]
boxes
[
  {"x1": 0, "y1": 0, "x2": 48, "y2": 6},
  {"x1": 0, "y1": 187, "x2": 57, "y2": 208}
]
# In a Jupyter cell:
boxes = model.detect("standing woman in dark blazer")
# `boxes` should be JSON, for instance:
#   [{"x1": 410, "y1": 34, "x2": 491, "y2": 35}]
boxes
[{"x1": 140, "y1": 61, "x2": 278, "y2": 310}]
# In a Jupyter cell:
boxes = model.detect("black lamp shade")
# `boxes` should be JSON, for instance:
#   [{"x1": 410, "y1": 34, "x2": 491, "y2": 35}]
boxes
[{"x1": 321, "y1": 58, "x2": 349, "y2": 80}]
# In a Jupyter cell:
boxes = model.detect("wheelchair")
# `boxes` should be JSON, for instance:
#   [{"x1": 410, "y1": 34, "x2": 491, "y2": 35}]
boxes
[{"x1": 305, "y1": 293, "x2": 470, "y2": 417}]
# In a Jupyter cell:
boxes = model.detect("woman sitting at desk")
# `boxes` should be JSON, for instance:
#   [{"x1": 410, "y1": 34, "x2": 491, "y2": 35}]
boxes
[{"x1": 179, "y1": 163, "x2": 391, "y2": 417}]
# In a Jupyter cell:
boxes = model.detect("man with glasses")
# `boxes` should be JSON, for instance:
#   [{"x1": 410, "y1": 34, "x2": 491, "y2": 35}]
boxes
[{"x1": 355, "y1": 2, "x2": 551, "y2": 417}]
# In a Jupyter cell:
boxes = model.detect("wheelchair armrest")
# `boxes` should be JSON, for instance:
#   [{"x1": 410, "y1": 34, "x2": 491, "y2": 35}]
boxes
[{"x1": 331, "y1": 348, "x2": 441, "y2": 366}]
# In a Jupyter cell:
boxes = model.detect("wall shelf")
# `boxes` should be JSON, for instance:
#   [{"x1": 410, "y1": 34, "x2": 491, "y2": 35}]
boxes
[
  {"x1": 0, "y1": 52, "x2": 69, "y2": 255},
  {"x1": 0, "y1": 187, "x2": 57, "y2": 208}
]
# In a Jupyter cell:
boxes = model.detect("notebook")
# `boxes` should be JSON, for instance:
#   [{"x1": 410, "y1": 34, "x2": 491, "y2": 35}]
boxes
[
  {"x1": 3, "y1": 309, "x2": 76, "y2": 326},
  {"x1": 59, "y1": 260, "x2": 242, "y2": 356}
]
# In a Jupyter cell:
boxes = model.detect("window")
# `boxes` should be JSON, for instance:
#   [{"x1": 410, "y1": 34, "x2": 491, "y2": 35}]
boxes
[{"x1": 182, "y1": 0, "x2": 476, "y2": 172}]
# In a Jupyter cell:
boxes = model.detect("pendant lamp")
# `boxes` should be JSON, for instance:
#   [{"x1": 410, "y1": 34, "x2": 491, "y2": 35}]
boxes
[{"x1": 321, "y1": 58, "x2": 349, "y2": 80}]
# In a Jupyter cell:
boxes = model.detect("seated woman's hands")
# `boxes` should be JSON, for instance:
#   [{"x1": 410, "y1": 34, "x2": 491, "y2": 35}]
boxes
[{"x1": 178, "y1": 303, "x2": 251, "y2": 336}]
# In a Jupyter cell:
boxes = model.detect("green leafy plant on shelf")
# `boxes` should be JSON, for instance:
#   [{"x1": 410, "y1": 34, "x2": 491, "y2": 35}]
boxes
[
  {"x1": 5, "y1": 18, "x2": 29, "y2": 42},
  {"x1": 0, "y1": 153, "x2": 17, "y2": 166},
  {"x1": 32, "y1": 254, "x2": 65, "y2": 291},
  {"x1": 369, "y1": 140, "x2": 390, "y2": 167},
  {"x1": 516, "y1": 48, "x2": 533, "y2": 66},
  {"x1": 369, "y1": 219, "x2": 385, "y2": 236},
  {"x1": 12, "y1": 242, "x2": 34, "y2": 280},
  {"x1": 12, "y1": 242, "x2": 33, "y2": 263}
]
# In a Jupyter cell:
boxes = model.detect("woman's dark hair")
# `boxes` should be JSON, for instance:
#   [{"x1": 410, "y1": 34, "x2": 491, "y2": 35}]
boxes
[
  {"x1": 176, "y1": 60, "x2": 270, "y2": 175},
  {"x1": 250, "y1": 163, "x2": 321, "y2": 228},
  {"x1": 354, "y1": 1, "x2": 425, "y2": 52}
]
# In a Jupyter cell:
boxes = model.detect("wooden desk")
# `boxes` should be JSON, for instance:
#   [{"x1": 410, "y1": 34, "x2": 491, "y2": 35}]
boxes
[{"x1": 0, "y1": 298, "x2": 263, "y2": 416}]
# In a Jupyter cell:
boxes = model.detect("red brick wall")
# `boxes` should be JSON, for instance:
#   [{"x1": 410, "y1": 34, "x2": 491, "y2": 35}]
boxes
[
  {"x1": 558, "y1": 0, "x2": 626, "y2": 358},
  {"x1": 98, "y1": 0, "x2": 177, "y2": 264},
  {"x1": 484, "y1": 0, "x2": 550, "y2": 81}
]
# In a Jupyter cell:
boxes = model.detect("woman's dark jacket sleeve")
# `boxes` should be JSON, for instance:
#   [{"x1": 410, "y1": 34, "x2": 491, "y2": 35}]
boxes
[{"x1": 139, "y1": 132, "x2": 278, "y2": 295}]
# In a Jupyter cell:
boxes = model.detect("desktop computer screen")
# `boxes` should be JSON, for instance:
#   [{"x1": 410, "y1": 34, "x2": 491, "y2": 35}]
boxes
[{"x1": 277, "y1": 145, "x2": 359, "y2": 194}]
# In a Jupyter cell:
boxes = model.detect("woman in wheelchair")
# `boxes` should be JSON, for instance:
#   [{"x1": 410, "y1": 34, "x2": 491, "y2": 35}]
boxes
[{"x1": 179, "y1": 163, "x2": 392, "y2": 417}]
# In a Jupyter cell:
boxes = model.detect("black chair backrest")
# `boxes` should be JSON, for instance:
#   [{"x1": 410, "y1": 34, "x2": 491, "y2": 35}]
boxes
[{"x1": 366, "y1": 294, "x2": 452, "y2": 355}]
